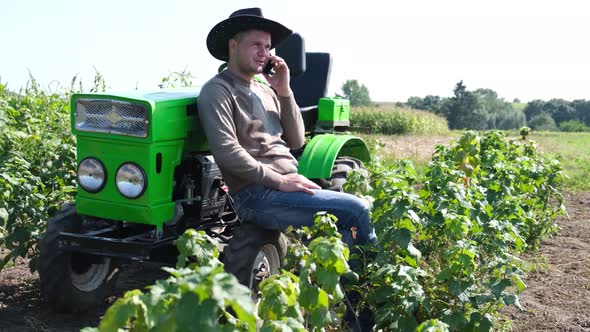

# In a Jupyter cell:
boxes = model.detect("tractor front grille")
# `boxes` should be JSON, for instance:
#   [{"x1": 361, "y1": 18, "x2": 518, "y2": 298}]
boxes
[{"x1": 74, "y1": 99, "x2": 149, "y2": 138}]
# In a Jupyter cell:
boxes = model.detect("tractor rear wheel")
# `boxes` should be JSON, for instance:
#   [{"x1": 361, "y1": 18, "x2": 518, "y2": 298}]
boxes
[
  {"x1": 39, "y1": 203, "x2": 119, "y2": 313},
  {"x1": 316, "y1": 157, "x2": 368, "y2": 191},
  {"x1": 223, "y1": 224, "x2": 287, "y2": 299}
]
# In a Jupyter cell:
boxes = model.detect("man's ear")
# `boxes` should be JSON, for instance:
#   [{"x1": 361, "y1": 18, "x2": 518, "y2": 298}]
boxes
[{"x1": 228, "y1": 39, "x2": 237, "y2": 56}]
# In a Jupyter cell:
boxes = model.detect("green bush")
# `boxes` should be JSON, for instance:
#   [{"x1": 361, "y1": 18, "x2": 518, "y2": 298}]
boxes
[
  {"x1": 0, "y1": 78, "x2": 77, "y2": 271},
  {"x1": 351, "y1": 106, "x2": 449, "y2": 135},
  {"x1": 528, "y1": 112, "x2": 558, "y2": 131},
  {"x1": 559, "y1": 120, "x2": 589, "y2": 132}
]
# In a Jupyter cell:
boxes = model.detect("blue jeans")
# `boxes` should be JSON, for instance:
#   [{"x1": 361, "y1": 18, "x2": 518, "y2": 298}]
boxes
[{"x1": 231, "y1": 185, "x2": 377, "y2": 247}]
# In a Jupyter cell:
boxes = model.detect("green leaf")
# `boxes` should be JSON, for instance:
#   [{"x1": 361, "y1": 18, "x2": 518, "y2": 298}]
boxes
[
  {"x1": 0, "y1": 208, "x2": 8, "y2": 223},
  {"x1": 97, "y1": 290, "x2": 143, "y2": 331},
  {"x1": 512, "y1": 274, "x2": 527, "y2": 292},
  {"x1": 315, "y1": 268, "x2": 340, "y2": 293},
  {"x1": 502, "y1": 294, "x2": 523, "y2": 309},
  {"x1": 468, "y1": 312, "x2": 493, "y2": 332},
  {"x1": 398, "y1": 314, "x2": 419, "y2": 331},
  {"x1": 491, "y1": 278, "x2": 512, "y2": 298},
  {"x1": 260, "y1": 318, "x2": 306, "y2": 332},
  {"x1": 416, "y1": 319, "x2": 450, "y2": 332},
  {"x1": 299, "y1": 285, "x2": 323, "y2": 309},
  {"x1": 175, "y1": 294, "x2": 217, "y2": 328},
  {"x1": 310, "y1": 305, "x2": 332, "y2": 328},
  {"x1": 309, "y1": 237, "x2": 349, "y2": 274},
  {"x1": 393, "y1": 228, "x2": 412, "y2": 250}
]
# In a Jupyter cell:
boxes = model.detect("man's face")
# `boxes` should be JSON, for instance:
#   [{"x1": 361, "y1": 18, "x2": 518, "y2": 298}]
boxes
[{"x1": 229, "y1": 30, "x2": 271, "y2": 76}]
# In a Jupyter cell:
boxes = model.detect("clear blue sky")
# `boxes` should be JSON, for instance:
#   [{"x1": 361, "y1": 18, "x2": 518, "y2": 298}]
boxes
[{"x1": 2, "y1": 0, "x2": 589, "y2": 102}]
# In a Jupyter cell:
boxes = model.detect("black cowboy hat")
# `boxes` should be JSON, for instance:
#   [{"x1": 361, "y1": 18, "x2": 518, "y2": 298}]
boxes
[{"x1": 207, "y1": 8, "x2": 292, "y2": 61}]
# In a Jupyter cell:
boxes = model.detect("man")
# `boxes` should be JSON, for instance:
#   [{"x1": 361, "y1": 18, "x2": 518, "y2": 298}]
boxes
[{"x1": 198, "y1": 8, "x2": 376, "y2": 248}]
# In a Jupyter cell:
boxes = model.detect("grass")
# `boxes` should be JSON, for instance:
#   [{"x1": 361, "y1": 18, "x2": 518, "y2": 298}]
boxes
[
  {"x1": 527, "y1": 131, "x2": 590, "y2": 191},
  {"x1": 361, "y1": 130, "x2": 590, "y2": 192}
]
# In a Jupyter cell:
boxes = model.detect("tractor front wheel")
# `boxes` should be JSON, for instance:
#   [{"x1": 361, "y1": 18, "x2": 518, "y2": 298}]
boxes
[
  {"x1": 223, "y1": 224, "x2": 287, "y2": 298},
  {"x1": 39, "y1": 203, "x2": 119, "y2": 313}
]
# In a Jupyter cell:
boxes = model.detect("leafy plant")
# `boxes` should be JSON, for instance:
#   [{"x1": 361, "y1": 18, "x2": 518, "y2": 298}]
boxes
[
  {"x1": 0, "y1": 77, "x2": 77, "y2": 271},
  {"x1": 82, "y1": 230, "x2": 258, "y2": 332}
]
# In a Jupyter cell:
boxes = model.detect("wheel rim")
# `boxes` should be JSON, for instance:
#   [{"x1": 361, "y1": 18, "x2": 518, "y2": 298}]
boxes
[
  {"x1": 69, "y1": 253, "x2": 111, "y2": 292},
  {"x1": 249, "y1": 244, "x2": 280, "y2": 297}
]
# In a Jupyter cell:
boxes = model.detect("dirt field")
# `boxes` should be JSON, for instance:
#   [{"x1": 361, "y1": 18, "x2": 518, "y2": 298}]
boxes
[
  {"x1": 502, "y1": 191, "x2": 590, "y2": 331},
  {"x1": 0, "y1": 255, "x2": 168, "y2": 331},
  {"x1": 0, "y1": 191, "x2": 588, "y2": 331}
]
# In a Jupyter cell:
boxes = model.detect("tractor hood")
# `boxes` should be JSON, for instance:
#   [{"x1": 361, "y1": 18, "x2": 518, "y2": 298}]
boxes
[{"x1": 70, "y1": 87, "x2": 204, "y2": 144}]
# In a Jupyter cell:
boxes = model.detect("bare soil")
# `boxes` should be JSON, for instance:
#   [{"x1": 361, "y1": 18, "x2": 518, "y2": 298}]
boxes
[
  {"x1": 502, "y1": 191, "x2": 590, "y2": 331},
  {"x1": 0, "y1": 259, "x2": 167, "y2": 331},
  {"x1": 0, "y1": 192, "x2": 588, "y2": 332}
]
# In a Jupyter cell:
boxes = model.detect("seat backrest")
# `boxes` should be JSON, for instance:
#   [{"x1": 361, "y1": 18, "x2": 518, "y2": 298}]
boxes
[
  {"x1": 288, "y1": 52, "x2": 332, "y2": 108},
  {"x1": 275, "y1": 33, "x2": 306, "y2": 78}
]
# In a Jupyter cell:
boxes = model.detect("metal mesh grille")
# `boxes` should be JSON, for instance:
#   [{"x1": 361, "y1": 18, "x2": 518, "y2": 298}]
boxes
[{"x1": 75, "y1": 99, "x2": 148, "y2": 137}]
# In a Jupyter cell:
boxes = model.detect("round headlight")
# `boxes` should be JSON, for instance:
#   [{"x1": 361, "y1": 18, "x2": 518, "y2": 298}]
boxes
[
  {"x1": 116, "y1": 163, "x2": 146, "y2": 199},
  {"x1": 77, "y1": 158, "x2": 106, "y2": 193}
]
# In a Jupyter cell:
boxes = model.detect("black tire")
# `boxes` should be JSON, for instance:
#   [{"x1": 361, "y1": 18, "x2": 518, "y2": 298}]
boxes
[
  {"x1": 317, "y1": 157, "x2": 368, "y2": 192},
  {"x1": 223, "y1": 224, "x2": 287, "y2": 294},
  {"x1": 39, "y1": 203, "x2": 119, "y2": 313}
]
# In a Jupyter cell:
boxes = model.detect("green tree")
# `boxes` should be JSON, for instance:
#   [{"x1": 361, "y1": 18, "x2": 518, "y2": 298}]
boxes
[
  {"x1": 572, "y1": 99, "x2": 590, "y2": 126},
  {"x1": 528, "y1": 112, "x2": 558, "y2": 131},
  {"x1": 546, "y1": 99, "x2": 576, "y2": 125},
  {"x1": 341, "y1": 79, "x2": 371, "y2": 106},
  {"x1": 523, "y1": 100, "x2": 547, "y2": 122},
  {"x1": 473, "y1": 88, "x2": 524, "y2": 130},
  {"x1": 406, "y1": 95, "x2": 446, "y2": 114},
  {"x1": 445, "y1": 81, "x2": 485, "y2": 130}
]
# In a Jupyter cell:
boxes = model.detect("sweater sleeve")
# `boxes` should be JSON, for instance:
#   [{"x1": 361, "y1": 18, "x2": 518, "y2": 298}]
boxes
[
  {"x1": 197, "y1": 82, "x2": 284, "y2": 189},
  {"x1": 277, "y1": 92, "x2": 305, "y2": 150}
]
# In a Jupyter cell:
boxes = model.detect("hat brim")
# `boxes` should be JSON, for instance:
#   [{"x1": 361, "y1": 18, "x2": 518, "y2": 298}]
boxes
[{"x1": 207, "y1": 15, "x2": 292, "y2": 61}]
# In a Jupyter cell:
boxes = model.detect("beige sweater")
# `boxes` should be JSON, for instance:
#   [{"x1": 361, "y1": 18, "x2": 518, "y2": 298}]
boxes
[{"x1": 197, "y1": 70, "x2": 305, "y2": 193}]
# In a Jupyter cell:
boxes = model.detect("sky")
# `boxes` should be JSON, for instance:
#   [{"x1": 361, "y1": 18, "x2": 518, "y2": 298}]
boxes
[{"x1": 2, "y1": 0, "x2": 590, "y2": 102}]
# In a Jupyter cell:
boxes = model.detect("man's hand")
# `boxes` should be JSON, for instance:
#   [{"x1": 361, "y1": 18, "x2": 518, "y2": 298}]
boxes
[
  {"x1": 262, "y1": 55, "x2": 291, "y2": 97},
  {"x1": 278, "y1": 173, "x2": 321, "y2": 195}
]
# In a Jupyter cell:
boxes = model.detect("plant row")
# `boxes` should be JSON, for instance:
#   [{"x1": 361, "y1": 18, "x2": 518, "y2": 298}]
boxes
[{"x1": 85, "y1": 130, "x2": 564, "y2": 331}]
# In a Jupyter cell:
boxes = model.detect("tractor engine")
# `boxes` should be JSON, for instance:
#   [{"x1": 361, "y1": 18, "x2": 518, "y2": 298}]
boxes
[{"x1": 173, "y1": 154, "x2": 228, "y2": 223}]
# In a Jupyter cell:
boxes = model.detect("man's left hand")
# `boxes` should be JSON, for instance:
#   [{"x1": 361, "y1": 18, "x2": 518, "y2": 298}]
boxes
[{"x1": 263, "y1": 55, "x2": 291, "y2": 97}]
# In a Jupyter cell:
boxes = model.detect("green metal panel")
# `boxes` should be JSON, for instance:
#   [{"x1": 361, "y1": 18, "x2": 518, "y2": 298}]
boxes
[
  {"x1": 297, "y1": 134, "x2": 370, "y2": 179},
  {"x1": 75, "y1": 136, "x2": 183, "y2": 227},
  {"x1": 318, "y1": 97, "x2": 350, "y2": 122},
  {"x1": 71, "y1": 89, "x2": 209, "y2": 152},
  {"x1": 71, "y1": 89, "x2": 213, "y2": 226},
  {"x1": 76, "y1": 197, "x2": 175, "y2": 227}
]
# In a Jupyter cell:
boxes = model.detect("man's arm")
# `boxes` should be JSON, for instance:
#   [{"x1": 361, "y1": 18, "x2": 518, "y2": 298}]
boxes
[
  {"x1": 198, "y1": 82, "x2": 284, "y2": 190},
  {"x1": 263, "y1": 55, "x2": 305, "y2": 150},
  {"x1": 277, "y1": 93, "x2": 305, "y2": 149}
]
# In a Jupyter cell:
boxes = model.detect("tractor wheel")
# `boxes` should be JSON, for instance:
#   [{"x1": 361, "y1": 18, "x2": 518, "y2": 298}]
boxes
[
  {"x1": 318, "y1": 157, "x2": 368, "y2": 192},
  {"x1": 223, "y1": 224, "x2": 287, "y2": 298},
  {"x1": 39, "y1": 203, "x2": 119, "y2": 313}
]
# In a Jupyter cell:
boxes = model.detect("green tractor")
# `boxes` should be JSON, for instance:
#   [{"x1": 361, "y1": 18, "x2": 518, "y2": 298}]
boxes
[{"x1": 38, "y1": 34, "x2": 371, "y2": 312}]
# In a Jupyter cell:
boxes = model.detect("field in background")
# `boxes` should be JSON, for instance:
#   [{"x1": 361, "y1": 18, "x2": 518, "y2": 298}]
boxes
[
  {"x1": 528, "y1": 131, "x2": 590, "y2": 191},
  {"x1": 350, "y1": 105, "x2": 449, "y2": 135},
  {"x1": 359, "y1": 130, "x2": 590, "y2": 191}
]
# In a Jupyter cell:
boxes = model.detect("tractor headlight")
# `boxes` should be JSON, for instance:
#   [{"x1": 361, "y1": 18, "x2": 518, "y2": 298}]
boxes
[
  {"x1": 77, "y1": 158, "x2": 106, "y2": 193},
  {"x1": 116, "y1": 163, "x2": 146, "y2": 199}
]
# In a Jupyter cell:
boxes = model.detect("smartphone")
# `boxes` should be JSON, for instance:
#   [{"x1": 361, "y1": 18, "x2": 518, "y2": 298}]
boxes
[{"x1": 263, "y1": 59, "x2": 275, "y2": 75}]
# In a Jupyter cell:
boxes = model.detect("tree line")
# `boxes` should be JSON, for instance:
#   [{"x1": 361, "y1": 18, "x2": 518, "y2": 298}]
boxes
[
  {"x1": 406, "y1": 81, "x2": 590, "y2": 132},
  {"x1": 340, "y1": 79, "x2": 590, "y2": 131}
]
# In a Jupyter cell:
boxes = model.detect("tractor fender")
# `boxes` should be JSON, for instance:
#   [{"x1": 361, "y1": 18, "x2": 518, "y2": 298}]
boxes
[{"x1": 297, "y1": 134, "x2": 370, "y2": 179}]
